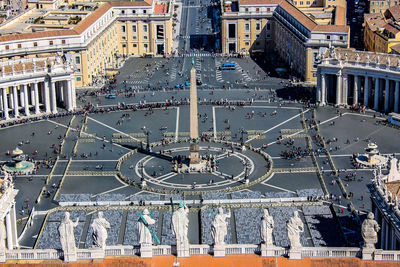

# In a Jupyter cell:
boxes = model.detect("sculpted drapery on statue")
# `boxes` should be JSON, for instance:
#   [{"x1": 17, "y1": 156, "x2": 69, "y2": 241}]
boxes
[
  {"x1": 58, "y1": 212, "x2": 79, "y2": 253},
  {"x1": 287, "y1": 211, "x2": 304, "y2": 249},
  {"x1": 212, "y1": 208, "x2": 231, "y2": 245},
  {"x1": 260, "y1": 209, "x2": 274, "y2": 247},
  {"x1": 0, "y1": 221, "x2": 5, "y2": 252},
  {"x1": 172, "y1": 203, "x2": 189, "y2": 248},
  {"x1": 91, "y1": 211, "x2": 110, "y2": 249},
  {"x1": 137, "y1": 209, "x2": 156, "y2": 245},
  {"x1": 362, "y1": 212, "x2": 380, "y2": 249}
]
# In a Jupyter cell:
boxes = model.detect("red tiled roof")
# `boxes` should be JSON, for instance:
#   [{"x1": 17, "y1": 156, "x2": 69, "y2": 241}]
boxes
[
  {"x1": 154, "y1": 3, "x2": 167, "y2": 14},
  {"x1": 388, "y1": 4, "x2": 400, "y2": 21}
]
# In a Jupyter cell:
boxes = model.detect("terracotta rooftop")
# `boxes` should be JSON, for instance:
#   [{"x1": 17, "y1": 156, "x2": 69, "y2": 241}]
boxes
[
  {"x1": 386, "y1": 181, "x2": 400, "y2": 199},
  {"x1": 154, "y1": 3, "x2": 168, "y2": 14},
  {"x1": 391, "y1": 43, "x2": 400, "y2": 54},
  {"x1": 238, "y1": 0, "x2": 279, "y2": 5},
  {"x1": 2, "y1": 255, "x2": 398, "y2": 267},
  {"x1": 388, "y1": 4, "x2": 400, "y2": 21},
  {"x1": 364, "y1": 13, "x2": 386, "y2": 32},
  {"x1": 0, "y1": 1, "x2": 153, "y2": 43},
  {"x1": 335, "y1": 6, "x2": 346, "y2": 26},
  {"x1": 383, "y1": 23, "x2": 400, "y2": 35}
]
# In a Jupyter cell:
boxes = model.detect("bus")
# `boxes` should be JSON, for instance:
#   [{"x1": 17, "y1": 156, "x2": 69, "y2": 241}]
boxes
[
  {"x1": 388, "y1": 113, "x2": 400, "y2": 126},
  {"x1": 219, "y1": 63, "x2": 236, "y2": 70}
]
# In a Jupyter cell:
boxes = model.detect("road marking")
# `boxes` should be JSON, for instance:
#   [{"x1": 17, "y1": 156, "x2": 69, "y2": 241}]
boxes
[
  {"x1": 213, "y1": 106, "x2": 217, "y2": 140},
  {"x1": 92, "y1": 185, "x2": 129, "y2": 198},
  {"x1": 175, "y1": 107, "x2": 180, "y2": 142},
  {"x1": 262, "y1": 183, "x2": 296, "y2": 194},
  {"x1": 87, "y1": 116, "x2": 140, "y2": 142},
  {"x1": 246, "y1": 109, "x2": 309, "y2": 143}
]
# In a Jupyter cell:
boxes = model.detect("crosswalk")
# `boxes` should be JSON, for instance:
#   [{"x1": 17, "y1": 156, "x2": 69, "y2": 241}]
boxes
[
  {"x1": 169, "y1": 66, "x2": 177, "y2": 82},
  {"x1": 180, "y1": 53, "x2": 213, "y2": 57},
  {"x1": 195, "y1": 58, "x2": 202, "y2": 83},
  {"x1": 125, "y1": 80, "x2": 144, "y2": 85},
  {"x1": 215, "y1": 59, "x2": 223, "y2": 83},
  {"x1": 235, "y1": 63, "x2": 255, "y2": 82}
]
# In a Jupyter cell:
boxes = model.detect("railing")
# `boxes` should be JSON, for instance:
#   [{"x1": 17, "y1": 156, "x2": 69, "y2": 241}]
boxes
[{"x1": 300, "y1": 247, "x2": 361, "y2": 258}]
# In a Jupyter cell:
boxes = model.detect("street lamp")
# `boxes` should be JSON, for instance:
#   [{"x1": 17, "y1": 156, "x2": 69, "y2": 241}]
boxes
[
  {"x1": 142, "y1": 126, "x2": 151, "y2": 151},
  {"x1": 239, "y1": 127, "x2": 246, "y2": 146}
]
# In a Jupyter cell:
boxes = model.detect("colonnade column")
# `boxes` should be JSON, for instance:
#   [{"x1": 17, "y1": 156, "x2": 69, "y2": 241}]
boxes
[
  {"x1": 22, "y1": 84, "x2": 29, "y2": 116},
  {"x1": 5, "y1": 213, "x2": 12, "y2": 249},
  {"x1": 353, "y1": 75, "x2": 359, "y2": 105},
  {"x1": 336, "y1": 74, "x2": 342, "y2": 105},
  {"x1": 384, "y1": 79, "x2": 390, "y2": 112},
  {"x1": 50, "y1": 81, "x2": 57, "y2": 114},
  {"x1": 395, "y1": 81, "x2": 399, "y2": 113},
  {"x1": 44, "y1": 81, "x2": 51, "y2": 113},
  {"x1": 66, "y1": 80, "x2": 73, "y2": 111},
  {"x1": 34, "y1": 83, "x2": 40, "y2": 114},
  {"x1": 321, "y1": 73, "x2": 326, "y2": 104},
  {"x1": 364, "y1": 76, "x2": 369, "y2": 107},
  {"x1": 12, "y1": 86, "x2": 18, "y2": 117},
  {"x1": 343, "y1": 74, "x2": 348, "y2": 105},
  {"x1": 374, "y1": 78, "x2": 379, "y2": 110},
  {"x1": 2, "y1": 88, "x2": 9, "y2": 120},
  {"x1": 10, "y1": 204, "x2": 17, "y2": 249}
]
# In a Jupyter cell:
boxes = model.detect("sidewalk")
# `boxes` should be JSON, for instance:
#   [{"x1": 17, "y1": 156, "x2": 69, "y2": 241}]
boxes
[{"x1": 172, "y1": 1, "x2": 183, "y2": 53}]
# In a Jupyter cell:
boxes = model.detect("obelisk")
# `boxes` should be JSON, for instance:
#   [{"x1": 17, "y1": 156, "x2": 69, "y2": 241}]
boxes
[{"x1": 189, "y1": 67, "x2": 200, "y2": 164}]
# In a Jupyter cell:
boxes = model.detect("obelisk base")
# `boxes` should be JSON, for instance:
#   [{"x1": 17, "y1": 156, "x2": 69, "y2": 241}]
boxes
[{"x1": 190, "y1": 143, "x2": 199, "y2": 164}]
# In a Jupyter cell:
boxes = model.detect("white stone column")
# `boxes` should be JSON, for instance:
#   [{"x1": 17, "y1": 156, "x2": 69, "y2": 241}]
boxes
[
  {"x1": 0, "y1": 93, "x2": 2, "y2": 111},
  {"x1": 66, "y1": 80, "x2": 73, "y2": 111},
  {"x1": 317, "y1": 73, "x2": 322, "y2": 103},
  {"x1": 364, "y1": 76, "x2": 369, "y2": 107},
  {"x1": 353, "y1": 75, "x2": 359, "y2": 105},
  {"x1": 23, "y1": 84, "x2": 29, "y2": 116},
  {"x1": 59, "y1": 81, "x2": 64, "y2": 102},
  {"x1": 2, "y1": 88, "x2": 9, "y2": 120},
  {"x1": 19, "y1": 86, "x2": 24, "y2": 107},
  {"x1": 71, "y1": 77, "x2": 76, "y2": 109},
  {"x1": 44, "y1": 81, "x2": 51, "y2": 113},
  {"x1": 34, "y1": 83, "x2": 40, "y2": 114},
  {"x1": 374, "y1": 78, "x2": 380, "y2": 110},
  {"x1": 384, "y1": 79, "x2": 390, "y2": 112},
  {"x1": 12, "y1": 86, "x2": 19, "y2": 117},
  {"x1": 10, "y1": 204, "x2": 17, "y2": 249},
  {"x1": 321, "y1": 73, "x2": 326, "y2": 104},
  {"x1": 50, "y1": 81, "x2": 57, "y2": 114},
  {"x1": 30, "y1": 85, "x2": 35, "y2": 106},
  {"x1": 5, "y1": 213, "x2": 12, "y2": 250},
  {"x1": 395, "y1": 81, "x2": 399, "y2": 113},
  {"x1": 336, "y1": 74, "x2": 342, "y2": 105},
  {"x1": 342, "y1": 74, "x2": 348, "y2": 105}
]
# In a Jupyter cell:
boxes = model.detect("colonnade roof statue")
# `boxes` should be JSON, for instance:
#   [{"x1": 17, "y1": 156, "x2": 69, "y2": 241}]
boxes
[
  {"x1": 91, "y1": 211, "x2": 110, "y2": 249},
  {"x1": 362, "y1": 212, "x2": 380, "y2": 249}
]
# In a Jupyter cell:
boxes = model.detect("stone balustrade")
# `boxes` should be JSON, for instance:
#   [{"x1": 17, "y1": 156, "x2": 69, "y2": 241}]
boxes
[{"x1": 3, "y1": 245, "x2": 400, "y2": 262}]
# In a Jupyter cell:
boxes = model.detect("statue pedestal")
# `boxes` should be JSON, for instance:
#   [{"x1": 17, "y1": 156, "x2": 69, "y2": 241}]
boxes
[
  {"x1": 63, "y1": 251, "x2": 77, "y2": 262},
  {"x1": 90, "y1": 248, "x2": 105, "y2": 259},
  {"x1": 260, "y1": 244, "x2": 275, "y2": 257},
  {"x1": 213, "y1": 245, "x2": 226, "y2": 257},
  {"x1": 288, "y1": 248, "x2": 302, "y2": 260},
  {"x1": 362, "y1": 248, "x2": 381, "y2": 260},
  {"x1": 176, "y1": 247, "x2": 189, "y2": 258},
  {"x1": 0, "y1": 251, "x2": 5, "y2": 263},
  {"x1": 140, "y1": 244, "x2": 153, "y2": 258}
]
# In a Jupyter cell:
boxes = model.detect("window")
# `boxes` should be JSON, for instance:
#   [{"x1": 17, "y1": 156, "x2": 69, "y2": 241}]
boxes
[
  {"x1": 267, "y1": 8, "x2": 270, "y2": 11},
  {"x1": 62, "y1": 40, "x2": 66, "y2": 44},
  {"x1": 77, "y1": 77, "x2": 81, "y2": 81},
  {"x1": 133, "y1": 44, "x2": 137, "y2": 47},
  {"x1": 300, "y1": 1, "x2": 304, "y2": 4},
  {"x1": 144, "y1": 35, "x2": 148, "y2": 40},
  {"x1": 306, "y1": 1, "x2": 310, "y2": 4},
  {"x1": 144, "y1": 44, "x2": 148, "y2": 48},
  {"x1": 143, "y1": 10, "x2": 147, "y2": 14},
  {"x1": 33, "y1": 42, "x2": 37, "y2": 47},
  {"x1": 49, "y1": 41, "x2": 53, "y2": 46},
  {"x1": 267, "y1": 34, "x2": 271, "y2": 38},
  {"x1": 18, "y1": 44, "x2": 21, "y2": 48},
  {"x1": 133, "y1": 10, "x2": 136, "y2": 14},
  {"x1": 327, "y1": 35, "x2": 331, "y2": 39},
  {"x1": 245, "y1": 23, "x2": 250, "y2": 31},
  {"x1": 132, "y1": 25, "x2": 137, "y2": 33},
  {"x1": 256, "y1": 23, "x2": 260, "y2": 31},
  {"x1": 143, "y1": 25, "x2": 148, "y2": 32},
  {"x1": 256, "y1": 34, "x2": 260, "y2": 38},
  {"x1": 122, "y1": 36, "x2": 126, "y2": 40},
  {"x1": 5, "y1": 45, "x2": 9, "y2": 50},
  {"x1": 77, "y1": 68, "x2": 81, "y2": 73},
  {"x1": 121, "y1": 25, "x2": 126, "y2": 33},
  {"x1": 245, "y1": 34, "x2": 250, "y2": 38},
  {"x1": 132, "y1": 35, "x2": 137, "y2": 40},
  {"x1": 256, "y1": 8, "x2": 260, "y2": 12},
  {"x1": 228, "y1": 24, "x2": 236, "y2": 38},
  {"x1": 340, "y1": 36, "x2": 343, "y2": 40},
  {"x1": 75, "y1": 56, "x2": 81, "y2": 64},
  {"x1": 267, "y1": 23, "x2": 271, "y2": 30},
  {"x1": 121, "y1": 10, "x2": 125, "y2": 14},
  {"x1": 386, "y1": 1, "x2": 389, "y2": 5},
  {"x1": 245, "y1": 8, "x2": 248, "y2": 12},
  {"x1": 245, "y1": 41, "x2": 250, "y2": 46}
]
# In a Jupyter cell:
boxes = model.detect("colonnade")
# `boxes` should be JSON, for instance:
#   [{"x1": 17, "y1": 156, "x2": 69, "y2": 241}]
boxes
[
  {"x1": 318, "y1": 72, "x2": 400, "y2": 113},
  {"x1": 0, "y1": 79, "x2": 75, "y2": 120}
]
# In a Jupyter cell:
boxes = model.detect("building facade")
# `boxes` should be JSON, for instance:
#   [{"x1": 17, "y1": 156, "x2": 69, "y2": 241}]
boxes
[
  {"x1": 221, "y1": 0, "x2": 349, "y2": 82},
  {"x1": 316, "y1": 47, "x2": 400, "y2": 113},
  {"x1": 0, "y1": 1, "x2": 173, "y2": 87}
]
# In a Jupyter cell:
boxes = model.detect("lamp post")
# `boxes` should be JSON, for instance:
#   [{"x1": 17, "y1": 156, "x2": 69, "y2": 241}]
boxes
[{"x1": 142, "y1": 126, "x2": 151, "y2": 151}]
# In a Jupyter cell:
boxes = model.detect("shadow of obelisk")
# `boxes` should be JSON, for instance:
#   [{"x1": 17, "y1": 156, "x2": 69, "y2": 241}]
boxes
[{"x1": 189, "y1": 67, "x2": 200, "y2": 165}]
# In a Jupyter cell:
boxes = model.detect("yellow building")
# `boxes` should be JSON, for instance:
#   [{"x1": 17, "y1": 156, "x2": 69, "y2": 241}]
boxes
[
  {"x1": 364, "y1": 6, "x2": 400, "y2": 53},
  {"x1": 0, "y1": 0, "x2": 173, "y2": 87},
  {"x1": 221, "y1": 0, "x2": 349, "y2": 82}
]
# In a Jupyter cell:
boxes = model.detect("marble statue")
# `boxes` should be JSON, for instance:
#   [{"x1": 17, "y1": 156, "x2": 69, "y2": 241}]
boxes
[
  {"x1": 344, "y1": 53, "x2": 348, "y2": 62},
  {"x1": 211, "y1": 208, "x2": 231, "y2": 245},
  {"x1": 91, "y1": 211, "x2": 110, "y2": 249},
  {"x1": 376, "y1": 56, "x2": 380, "y2": 65},
  {"x1": 260, "y1": 209, "x2": 274, "y2": 247},
  {"x1": 329, "y1": 43, "x2": 336, "y2": 59},
  {"x1": 366, "y1": 55, "x2": 370, "y2": 64},
  {"x1": 137, "y1": 209, "x2": 156, "y2": 245},
  {"x1": 387, "y1": 57, "x2": 391, "y2": 67},
  {"x1": 397, "y1": 59, "x2": 400, "y2": 68},
  {"x1": 362, "y1": 212, "x2": 380, "y2": 249},
  {"x1": 172, "y1": 202, "x2": 189, "y2": 248},
  {"x1": 387, "y1": 158, "x2": 400, "y2": 183},
  {"x1": 355, "y1": 53, "x2": 360, "y2": 63},
  {"x1": 58, "y1": 212, "x2": 79, "y2": 254},
  {"x1": 287, "y1": 211, "x2": 304, "y2": 249}
]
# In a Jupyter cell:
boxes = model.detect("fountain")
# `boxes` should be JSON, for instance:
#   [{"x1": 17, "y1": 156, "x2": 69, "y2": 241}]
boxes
[
  {"x1": 2, "y1": 147, "x2": 35, "y2": 174},
  {"x1": 356, "y1": 143, "x2": 388, "y2": 167}
]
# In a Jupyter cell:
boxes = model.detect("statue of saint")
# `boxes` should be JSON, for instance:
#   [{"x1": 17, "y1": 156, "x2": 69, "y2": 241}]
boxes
[
  {"x1": 211, "y1": 208, "x2": 231, "y2": 245},
  {"x1": 137, "y1": 208, "x2": 156, "y2": 245},
  {"x1": 260, "y1": 209, "x2": 274, "y2": 247},
  {"x1": 91, "y1": 211, "x2": 110, "y2": 249},
  {"x1": 58, "y1": 212, "x2": 79, "y2": 254},
  {"x1": 287, "y1": 211, "x2": 304, "y2": 249},
  {"x1": 362, "y1": 212, "x2": 380, "y2": 249},
  {"x1": 172, "y1": 202, "x2": 189, "y2": 249}
]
